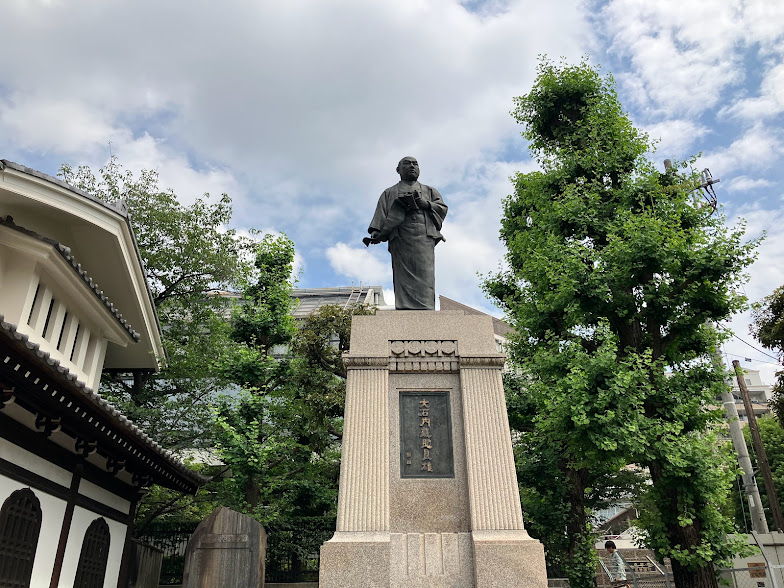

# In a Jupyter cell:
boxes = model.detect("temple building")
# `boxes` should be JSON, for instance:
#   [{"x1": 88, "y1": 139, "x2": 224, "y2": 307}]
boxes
[{"x1": 0, "y1": 160, "x2": 205, "y2": 588}]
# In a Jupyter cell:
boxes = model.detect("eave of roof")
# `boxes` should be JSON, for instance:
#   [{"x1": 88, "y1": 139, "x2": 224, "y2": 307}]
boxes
[
  {"x1": 0, "y1": 160, "x2": 128, "y2": 217},
  {"x1": 1, "y1": 215, "x2": 141, "y2": 342},
  {"x1": 0, "y1": 159, "x2": 166, "y2": 361},
  {"x1": 0, "y1": 313, "x2": 208, "y2": 491}
]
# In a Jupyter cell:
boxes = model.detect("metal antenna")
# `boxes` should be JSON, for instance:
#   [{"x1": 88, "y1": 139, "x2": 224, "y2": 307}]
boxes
[
  {"x1": 693, "y1": 168, "x2": 719, "y2": 213},
  {"x1": 665, "y1": 159, "x2": 720, "y2": 214}
]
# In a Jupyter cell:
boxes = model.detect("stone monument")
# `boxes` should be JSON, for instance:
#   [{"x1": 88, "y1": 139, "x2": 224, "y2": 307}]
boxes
[
  {"x1": 319, "y1": 311, "x2": 548, "y2": 587},
  {"x1": 182, "y1": 506, "x2": 267, "y2": 588}
]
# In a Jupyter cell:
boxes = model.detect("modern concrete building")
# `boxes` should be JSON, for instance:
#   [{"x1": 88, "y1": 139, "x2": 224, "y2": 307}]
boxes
[
  {"x1": 291, "y1": 285, "x2": 388, "y2": 317},
  {"x1": 0, "y1": 160, "x2": 205, "y2": 588},
  {"x1": 728, "y1": 367, "x2": 774, "y2": 423}
]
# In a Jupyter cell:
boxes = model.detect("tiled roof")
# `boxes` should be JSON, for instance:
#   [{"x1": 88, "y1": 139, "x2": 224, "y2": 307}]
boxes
[
  {"x1": 0, "y1": 216, "x2": 140, "y2": 342},
  {"x1": 0, "y1": 160, "x2": 129, "y2": 217},
  {"x1": 0, "y1": 313, "x2": 208, "y2": 490}
]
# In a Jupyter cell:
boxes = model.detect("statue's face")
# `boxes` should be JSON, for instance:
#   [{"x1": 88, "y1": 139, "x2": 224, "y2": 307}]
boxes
[{"x1": 397, "y1": 157, "x2": 420, "y2": 181}]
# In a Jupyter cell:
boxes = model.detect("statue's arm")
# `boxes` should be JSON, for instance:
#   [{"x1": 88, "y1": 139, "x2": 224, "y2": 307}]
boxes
[
  {"x1": 427, "y1": 187, "x2": 448, "y2": 227},
  {"x1": 365, "y1": 191, "x2": 393, "y2": 246}
]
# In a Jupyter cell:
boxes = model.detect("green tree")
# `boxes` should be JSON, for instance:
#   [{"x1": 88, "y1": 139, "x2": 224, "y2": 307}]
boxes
[
  {"x1": 58, "y1": 157, "x2": 257, "y2": 449},
  {"x1": 214, "y1": 233, "x2": 299, "y2": 512},
  {"x1": 751, "y1": 286, "x2": 784, "y2": 422},
  {"x1": 214, "y1": 234, "x2": 375, "y2": 520},
  {"x1": 505, "y1": 373, "x2": 648, "y2": 581},
  {"x1": 486, "y1": 58, "x2": 756, "y2": 588},
  {"x1": 734, "y1": 415, "x2": 784, "y2": 530}
]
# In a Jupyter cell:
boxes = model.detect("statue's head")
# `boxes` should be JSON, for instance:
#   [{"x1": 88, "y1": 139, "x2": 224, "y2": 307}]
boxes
[{"x1": 397, "y1": 156, "x2": 420, "y2": 181}]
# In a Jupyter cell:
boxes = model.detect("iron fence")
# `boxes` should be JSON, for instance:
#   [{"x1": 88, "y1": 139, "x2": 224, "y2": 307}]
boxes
[
  {"x1": 135, "y1": 516, "x2": 336, "y2": 585},
  {"x1": 264, "y1": 516, "x2": 336, "y2": 583},
  {"x1": 136, "y1": 523, "x2": 197, "y2": 585}
]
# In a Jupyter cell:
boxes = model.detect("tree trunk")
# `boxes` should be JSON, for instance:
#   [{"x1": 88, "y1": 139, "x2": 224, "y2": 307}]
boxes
[
  {"x1": 244, "y1": 476, "x2": 261, "y2": 510},
  {"x1": 564, "y1": 464, "x2": 589, "y2": 559},
  {"x1": 671, "y1": 559, "x2": 719, "y2": 588},
  {"x1": 560, "y1": 461, "x2": 596, "y2": 588},
  {"x1": 648, "y1": 461, "x2": 720, "y2": 588}
]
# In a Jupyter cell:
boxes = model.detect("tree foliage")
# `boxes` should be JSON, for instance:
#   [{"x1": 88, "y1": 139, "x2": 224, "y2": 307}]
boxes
[
  {"x1": 732, "y1": 415, "x2": 784, "y2": 531},
  {"x1": 58, "y1": 157, "x2": 257, "y2": 449},
  {"x1": 214, "y1": 234, "x2": 374, "y2": 524},
  {"x1": 751, "y1": 286, "x2": 784, "y2": 422},
  {"x1": 507, "y1": 373, "x2": 648, "y2": 582},
  {"x1": 486, "y1": 58, "x2": 756, "y2": 588}
]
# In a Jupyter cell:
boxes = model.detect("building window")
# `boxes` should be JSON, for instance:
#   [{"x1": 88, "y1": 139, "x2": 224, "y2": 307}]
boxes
[
  {"x1": 0, "y1": 488, "x2": 43, "y2": 588},
  {"x1": 73, "y1": 518, "x2": 111, "y2": 588}
]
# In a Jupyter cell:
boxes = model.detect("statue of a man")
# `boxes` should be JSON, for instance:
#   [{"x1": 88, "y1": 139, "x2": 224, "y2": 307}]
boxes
[{"x1": 364, "y1": 156, "x2": 447, "y2": 310}]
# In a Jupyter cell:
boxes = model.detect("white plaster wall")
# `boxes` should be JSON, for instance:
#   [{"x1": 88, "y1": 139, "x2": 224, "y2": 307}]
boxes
[
  {"x1": 0, "y1": 474, "x2": 67, "y2": 588},
  {"x1": 0, "y1": 437, "x2": 72, "y2": 487},
  {"x1": 78, "y1": 477, "x2": 131, "y2": 515},
  {"x1": 59, "y1": 505, "x2": 127, "y2": 588},
  {"x1": 728, "y1": 533, "x2": 784, "y2": 588}
]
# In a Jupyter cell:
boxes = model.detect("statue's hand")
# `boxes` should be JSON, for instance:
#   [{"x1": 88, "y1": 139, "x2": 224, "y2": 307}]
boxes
[
  {"x1": 397, "y1": 191, "x2": 417, "y2": 211},
  {"x1": 413, "y1": 190, "x2": 431, "y2": 210},
  {"x1": 363, "y1": 231, "x2": 382, "y2": 247}
]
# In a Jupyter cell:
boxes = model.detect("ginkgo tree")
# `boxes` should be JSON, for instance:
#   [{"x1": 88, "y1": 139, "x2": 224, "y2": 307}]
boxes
[{"x1": 486, "y1": 58, "x2": 757, "y2": 588}]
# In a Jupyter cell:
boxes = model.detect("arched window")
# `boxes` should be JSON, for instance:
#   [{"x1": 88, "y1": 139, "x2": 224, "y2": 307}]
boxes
[
  {"x1": 73, "y1": 517, "x2": 111, "y2": 588},
  {"x1": 0, "y1": 488, "x2": 43, "y2": 588}
]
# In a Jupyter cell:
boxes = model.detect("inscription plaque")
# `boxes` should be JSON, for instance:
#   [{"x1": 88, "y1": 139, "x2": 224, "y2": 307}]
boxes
[{"x1": 400, "y1": 391, "x2": 454, "y2": 478}]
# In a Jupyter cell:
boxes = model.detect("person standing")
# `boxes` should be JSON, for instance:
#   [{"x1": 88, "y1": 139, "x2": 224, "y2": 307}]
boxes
[{"x1": 605, "y1": 540, "x2": 629, "y2": 586}]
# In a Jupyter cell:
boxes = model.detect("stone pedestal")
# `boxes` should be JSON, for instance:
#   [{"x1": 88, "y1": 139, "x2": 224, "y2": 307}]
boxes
[{"x1": 319, "y1": 311, "x2": 547, "y2": 588}]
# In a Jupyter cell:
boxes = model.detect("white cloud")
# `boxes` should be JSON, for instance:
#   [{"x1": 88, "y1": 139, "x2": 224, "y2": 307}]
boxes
[
  {"x1": 601, "y1": 0, "x2": 745, "y2": 116},
  {"x1": 643, "y1": 119, "x2": 709, "y2": 159},
  {"x1": 726, "y1": 176, "x2": 774, "y2": 192},
  {"x1": 0, "y1": 0, "x2": 587, "y2": 203},
  {"x1": 701, "y1": 125, "x2": 782, "y2": 175},
  {"x1": 600, "y1": 0, "x2": 784, "y2": 118},
  {"x1": 326, "y1": 243, "x2": 392, "y2": 285},
  {"x1": 724, "y1": 62, "x2": 784, "y2": 121},
  {"x1": 0, "y1": 95, "x2": 126, "y2": 155}
]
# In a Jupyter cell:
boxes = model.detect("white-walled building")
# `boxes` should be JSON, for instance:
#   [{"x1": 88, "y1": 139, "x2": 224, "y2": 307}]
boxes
[
  {"x1": 0, "y1": 160, "x2": 205, "y2": 588},
  {"x1": 728, "y1": 367, "x2": 774, "y2": 423}
]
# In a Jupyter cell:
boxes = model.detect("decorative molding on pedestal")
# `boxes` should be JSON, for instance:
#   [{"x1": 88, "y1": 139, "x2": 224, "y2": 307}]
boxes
[
  {"x1": 343, "y1": 356, "x2": 389, "y2": 369},
  {"x1": 389, "y1": 339, "x2": 457, "y2": 357},
  {"x1": 388, "y1": 339, "x2": 459, "y2": 373},
  {"x1": 459, "y1": 355, "x2": 506, "y2": 369}
]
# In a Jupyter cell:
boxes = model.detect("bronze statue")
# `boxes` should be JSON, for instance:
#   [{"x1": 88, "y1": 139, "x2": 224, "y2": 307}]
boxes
[{"x1": 364, "y1": 156, "x2": 447, "y2": 310}]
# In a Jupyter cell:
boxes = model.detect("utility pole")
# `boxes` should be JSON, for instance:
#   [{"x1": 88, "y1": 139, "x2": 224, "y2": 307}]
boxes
[
  {"x1": 721, "y1": 381, "x2": 769, "y2": 533},
  {"x1": 733, "y1": 360, "x2": 784, "y2": 531},
  {"x1": 707, "y1": 331, "x2": 768, "y2": 533}
]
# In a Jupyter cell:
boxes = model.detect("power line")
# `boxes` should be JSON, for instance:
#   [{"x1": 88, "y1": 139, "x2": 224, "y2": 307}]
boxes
[
  {"x1": 722, "y1": 352, "x2": 780, "y2": 366},
  {"x1": 731, "y1": 334, "x2": 780, "y2": 362}
]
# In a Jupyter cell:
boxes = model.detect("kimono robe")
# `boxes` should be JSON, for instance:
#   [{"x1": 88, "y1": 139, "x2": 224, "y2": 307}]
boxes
[{"x1": 367, "y1": 181, "x2": 447, "y2": 310}]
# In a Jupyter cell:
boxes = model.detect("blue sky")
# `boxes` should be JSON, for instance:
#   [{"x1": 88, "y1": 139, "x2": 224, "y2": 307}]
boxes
[{"x1": 2, "y1": 0, "x2": 783, "y2": 382}]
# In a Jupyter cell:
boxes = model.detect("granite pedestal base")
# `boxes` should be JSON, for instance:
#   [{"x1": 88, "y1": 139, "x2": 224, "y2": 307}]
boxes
[{"x1": 319, "y1": 311, "x2": 547, "y2": 588}]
